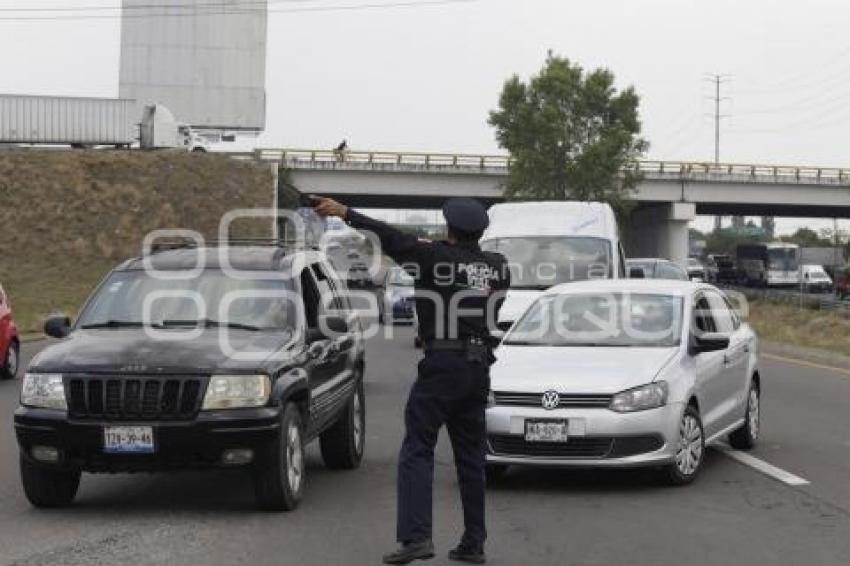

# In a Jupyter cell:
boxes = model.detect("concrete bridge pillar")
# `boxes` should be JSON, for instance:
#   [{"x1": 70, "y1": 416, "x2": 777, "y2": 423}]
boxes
[{"x1": 624, "y1": 202, "x2": 696, "y2": 266}]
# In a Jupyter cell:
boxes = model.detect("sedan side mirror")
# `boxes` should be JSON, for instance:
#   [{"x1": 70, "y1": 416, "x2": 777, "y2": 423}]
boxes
[
  {"x1": 44, "y1": 315, "x2": 71, "y2": 339},
  {"x1": 629, "y1": 267, "x2": 645, "y2": 279},
  {"x1": 691, "y1": 332, "x2": 730, "y2": 354}
]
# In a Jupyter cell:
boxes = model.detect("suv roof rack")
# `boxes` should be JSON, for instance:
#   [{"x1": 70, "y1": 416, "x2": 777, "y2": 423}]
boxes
[{"x1": 147, "y1": 237, "x2": 320, "y2": 254}]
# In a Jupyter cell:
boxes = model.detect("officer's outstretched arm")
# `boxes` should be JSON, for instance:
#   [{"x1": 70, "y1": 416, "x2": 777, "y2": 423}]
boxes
[{"x1": 313, "y1": 197, "x2": 433, "y2": 269}]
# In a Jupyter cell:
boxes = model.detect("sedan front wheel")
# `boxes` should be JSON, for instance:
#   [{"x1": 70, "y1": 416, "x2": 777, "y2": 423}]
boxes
[{"x1": 663, "y1": 405, "x2": 705, "y2": 486}]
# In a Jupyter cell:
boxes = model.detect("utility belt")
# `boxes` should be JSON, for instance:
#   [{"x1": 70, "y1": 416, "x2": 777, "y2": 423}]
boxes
[{"x1": 424, "y1": 337, "x2": 494, "y2": 365}]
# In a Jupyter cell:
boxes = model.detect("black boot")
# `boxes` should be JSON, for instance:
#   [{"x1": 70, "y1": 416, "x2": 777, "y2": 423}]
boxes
[
  {"x1": 448, "y1": 542, "x2": 486, "y2": 564},
  {"x1": 382, "y1": 540, "x2": 435, "y2": 565}
]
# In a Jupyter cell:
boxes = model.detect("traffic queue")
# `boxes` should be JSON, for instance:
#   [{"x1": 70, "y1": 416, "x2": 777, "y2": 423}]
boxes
[{"x1": 7, "y1": 199, "x2": 761, "y2": 535}]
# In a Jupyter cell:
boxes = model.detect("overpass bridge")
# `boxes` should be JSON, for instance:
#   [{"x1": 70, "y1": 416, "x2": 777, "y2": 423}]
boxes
[{"x1": 231, "y1": 148, "x2": 850, "y2": 265}]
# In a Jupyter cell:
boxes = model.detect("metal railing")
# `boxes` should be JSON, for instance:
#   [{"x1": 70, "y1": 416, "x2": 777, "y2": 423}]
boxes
[
  {"x1": 248, "y1": 148, "x2": 512, "y2": 169},
  {"x1": 229, "y1": 148, "x2": 850, "y2": 185}
]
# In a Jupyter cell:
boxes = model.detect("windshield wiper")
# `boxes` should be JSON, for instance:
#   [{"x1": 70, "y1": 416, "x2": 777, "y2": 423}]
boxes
[
  {"x1": 80, "y1": 320, "x2": 154, "y2": 329},
  {"x1": 511, "y1": 285, "x2": 552, "y2": 291},
  {"x1": 160, "y1": 319, "x2": 261, "y2": 331}
]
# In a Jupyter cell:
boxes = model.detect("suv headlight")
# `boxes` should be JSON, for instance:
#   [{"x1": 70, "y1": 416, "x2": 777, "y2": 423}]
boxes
[
  {"x1": 610, "y1": 381, "x2": 668, "y2": 413},
  {"x1": 202, "y1": 375, "x2": 271, "y2": 410},
  {"x1": 21, "y1": 373, "x2": 67, "y2": 410}
]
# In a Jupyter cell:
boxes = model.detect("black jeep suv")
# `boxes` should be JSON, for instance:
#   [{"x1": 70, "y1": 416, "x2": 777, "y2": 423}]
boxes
[{"x1": 14, "y1": 244, "x2": 366, "y2": 511}]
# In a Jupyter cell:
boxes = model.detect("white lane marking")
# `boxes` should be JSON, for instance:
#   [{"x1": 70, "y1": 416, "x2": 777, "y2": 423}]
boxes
[{"x1": 715, "y1": 443, "x2": 810, "y2": 486}]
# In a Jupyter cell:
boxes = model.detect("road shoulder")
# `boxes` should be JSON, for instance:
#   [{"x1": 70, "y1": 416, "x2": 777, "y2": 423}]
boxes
[{"x1": 760, "y1": 339, "x2": 850, "y2": 372}]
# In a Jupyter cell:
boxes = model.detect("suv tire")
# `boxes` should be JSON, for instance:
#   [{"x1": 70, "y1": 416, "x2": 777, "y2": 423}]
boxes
[
  {"x1": 20, "y1": 456, "x2": 80, "y2": 507},
  {"x1": 320, "y1": 377, "x2": 365, "y2": 470},
  {"x1": 253, "y1": 403, "x2": 305, "y2": 511},
  {"x1": 1, "y1": 340, "x2": 19, "y2": 380},
  {"x1": 729, "y1": 381, "x2": 760, "y2": 450},
  {"x1": 485, "y1": 464, "x2": 508, "y2": 487},
  {"x1": 663, "y1": 405, "x2": 705, "y2": 486}
]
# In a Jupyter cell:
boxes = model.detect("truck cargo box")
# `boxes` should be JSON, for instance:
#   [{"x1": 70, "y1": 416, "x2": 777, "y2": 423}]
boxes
[{"x1": 0, "y1": 94, "x2": 136, "y2": 146}]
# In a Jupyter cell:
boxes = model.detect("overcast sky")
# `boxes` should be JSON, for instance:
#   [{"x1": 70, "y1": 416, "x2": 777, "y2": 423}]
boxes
[{"x1": 2, "y1": 0, "x2": 850, "y2": 235}]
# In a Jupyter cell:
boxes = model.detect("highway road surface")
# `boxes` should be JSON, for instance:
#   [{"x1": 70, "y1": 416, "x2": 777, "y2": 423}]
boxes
[{"x1": 0, "y1": 329, "x2": 848, "y2": 566}]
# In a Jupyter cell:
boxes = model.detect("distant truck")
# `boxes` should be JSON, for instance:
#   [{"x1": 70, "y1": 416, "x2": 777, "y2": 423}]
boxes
[
  {"x1": 0, "y1": 94, "x2": 135, "y2": 148},
  {"x1": 736, "y1": 242, "x2": 801, "y2": 287},
  {"x1": 800, "y1": 247, "x2": 847, "y2": 277},
  {"x1": 139, "y1": 104, "x2": 208, "y2": 152},
  {"x1": 0, "y1": 94, "x2": 207, "y2": 151}
]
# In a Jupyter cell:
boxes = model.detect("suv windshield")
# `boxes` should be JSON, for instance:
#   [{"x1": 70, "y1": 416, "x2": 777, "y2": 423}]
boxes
[
  {"x1": 480, "y1": 236, "x2": 612, "y2": 290},
  {"x1": 77, "y1": 270, "x2": 296, "y2": 331},
  {"x1": 504, "y1": 292, "x2": 683, "y2": 347}
]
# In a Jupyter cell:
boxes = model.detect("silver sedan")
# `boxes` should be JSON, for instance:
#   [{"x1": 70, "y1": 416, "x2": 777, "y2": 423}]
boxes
[{"x1": 486, "y1": 279, "x2": 761, "y2": 485}]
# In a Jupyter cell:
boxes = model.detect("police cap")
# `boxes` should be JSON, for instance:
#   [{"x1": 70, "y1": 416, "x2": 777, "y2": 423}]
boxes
[{"x1": 442, "y1": 197, "x2": 490, "y2": 233}]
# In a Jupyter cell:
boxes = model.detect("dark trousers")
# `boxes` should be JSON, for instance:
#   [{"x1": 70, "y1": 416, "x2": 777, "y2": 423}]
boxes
[{"x1": 397, "y1": 351, "x2": 489, "y2": 547}]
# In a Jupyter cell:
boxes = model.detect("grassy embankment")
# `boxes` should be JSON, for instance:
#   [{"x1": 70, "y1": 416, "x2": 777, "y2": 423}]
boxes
[
  {"x1": 0, "y1": 150, "x2": 274, "y2": 336},
  {"x1": 744, "y1": 300, "x2": 850, "y2": 356}
]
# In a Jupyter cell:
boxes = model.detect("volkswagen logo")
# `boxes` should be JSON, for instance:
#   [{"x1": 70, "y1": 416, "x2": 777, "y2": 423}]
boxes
[{"x1": 541, "y1": 390, "x2": 560, "y2": 410}]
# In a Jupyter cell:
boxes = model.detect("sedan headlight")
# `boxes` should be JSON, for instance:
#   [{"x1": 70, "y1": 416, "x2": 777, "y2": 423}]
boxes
[
  {"x1": 610, "y1": 381, "x2": 668, "y2": 413},
  {"x1": 202, "y1": 375, "x2": 271, "y2": 410},
  {"x1": 21, "y1": 373, "x2": 67, "y2": 410}
]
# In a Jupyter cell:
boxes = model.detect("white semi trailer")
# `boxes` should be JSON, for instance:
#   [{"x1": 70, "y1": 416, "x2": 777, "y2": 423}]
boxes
[
  {"x1": 0, "y1": 94, "x2": 136, "y2": 147},
  {"x1": 0, "y1": 94, "x2": 208, "y2": 151}
]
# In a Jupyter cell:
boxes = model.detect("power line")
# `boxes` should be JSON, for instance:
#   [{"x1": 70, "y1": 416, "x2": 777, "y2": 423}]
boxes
[
  {"x1": 0, "y1": 0, "x2": 477, "y2": 20},
  {"x1": 0, "y1": 1, "x2": 301, "y2": 12}
]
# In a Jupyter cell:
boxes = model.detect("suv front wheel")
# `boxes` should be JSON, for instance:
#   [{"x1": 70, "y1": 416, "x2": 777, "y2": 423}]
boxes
[
  {"x1": 20, "y1": 456, "x2": 80, "y2": 507},
  {"x1": 253, "y1": 403, "x2": 305, "y2": 511},
  {"x1": 320, "y1": 376, "x2": 365, "y2": 470}
]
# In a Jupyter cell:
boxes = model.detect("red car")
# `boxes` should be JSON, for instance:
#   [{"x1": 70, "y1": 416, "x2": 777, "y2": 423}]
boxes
[
  {"x1": 0, "y1": 282, "x2": 20, "y2": 379},
  {"x1": 835, "y1": 267, "x2": 850, "y2": 300}
]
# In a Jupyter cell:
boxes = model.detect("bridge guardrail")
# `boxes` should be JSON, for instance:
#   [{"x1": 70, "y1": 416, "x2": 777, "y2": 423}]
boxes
[{"x1": 231, "y1": 148, "x2": 850, "y2": 186}]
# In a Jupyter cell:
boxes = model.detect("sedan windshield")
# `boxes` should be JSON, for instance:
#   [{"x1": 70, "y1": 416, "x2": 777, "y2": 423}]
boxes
[
  {"x1": 505, "y1": 292, "x2": 683, "y2": 347},
  {"x1": 480, "y1": 237, "x2": 611, "y2": 289},
  {"x1": 77, "y1": 270, "x2": 297, "y2": 331}
]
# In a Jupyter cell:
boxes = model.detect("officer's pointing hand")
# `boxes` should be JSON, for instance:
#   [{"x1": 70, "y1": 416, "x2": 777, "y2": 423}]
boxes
[{"x1": 312, "y1": 196, "x2": 348, "y2": 219}]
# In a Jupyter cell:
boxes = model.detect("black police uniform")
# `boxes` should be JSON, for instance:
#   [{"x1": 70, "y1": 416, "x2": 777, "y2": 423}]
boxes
[{"x1": 344, "y1": 199, "x2": 509, "y2": 552}]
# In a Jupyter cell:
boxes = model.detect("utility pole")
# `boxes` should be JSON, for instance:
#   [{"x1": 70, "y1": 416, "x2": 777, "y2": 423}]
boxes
[
  {"x1": 713, "y1": 75, "x2": 721, "y2": 164},
  {"x1": 705, "y1": 73, "x2": 731, "y2": 232},
  {"x1": 705, "y1": 73, "x2": 729, "y2": 165}
]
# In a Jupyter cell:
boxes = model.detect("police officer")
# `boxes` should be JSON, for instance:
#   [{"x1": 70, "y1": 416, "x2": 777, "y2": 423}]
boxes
[{"x1": 313, "y1": 196, "x2": 509, "y2": 565}]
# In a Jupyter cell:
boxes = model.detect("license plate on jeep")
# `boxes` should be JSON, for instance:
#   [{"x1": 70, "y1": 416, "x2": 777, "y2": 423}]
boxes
[
  {"x1": 103, "y1": 426, "x2": 155, "y2": 454},
  {"x1": 525, "y1": 419, "x2": 569, "y2": 443}
]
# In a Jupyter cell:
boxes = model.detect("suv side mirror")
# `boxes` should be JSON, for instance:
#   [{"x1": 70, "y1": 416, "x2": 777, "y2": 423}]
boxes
[
  {"x1": 44, "y1": 315, "x2": 71, "y2": 339},
  {"x1": 691, "y1": 332, "x2": 730, "y2": 354},
  {"x1": 306, "y1": 315, "x2": 350, "y2": 344},
  {"x1": 305, "y1": 328, "x2": 325, "y2": 344},
  {"x1": 322, "y1": 315, "x2": 349, "y2": 335},
  {"x1": 629, "y1": 267, "x2": 645, "y2": 279}
]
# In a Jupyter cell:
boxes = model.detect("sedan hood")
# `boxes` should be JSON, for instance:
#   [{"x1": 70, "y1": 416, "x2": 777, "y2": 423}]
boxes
[
  {"x1": 491, "y1": 345, "x2": 678, "y2": 394},
  {"x1": 29, "y1": 328, "x2": 294, "y2": 374}
]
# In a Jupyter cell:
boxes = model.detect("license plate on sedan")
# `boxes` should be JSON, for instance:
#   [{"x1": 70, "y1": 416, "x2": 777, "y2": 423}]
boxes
[
  {"x1": 103, "y1": 426, "x2": 155, "y2": 454},
  {"x1": 525, "y1": 419, "x2": 569, "y2": 443}
]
